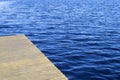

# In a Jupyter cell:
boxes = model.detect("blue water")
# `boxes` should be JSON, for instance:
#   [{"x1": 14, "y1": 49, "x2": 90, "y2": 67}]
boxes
[{"x1": 0, "y1": 0, "x2": 120, "y2": 80}]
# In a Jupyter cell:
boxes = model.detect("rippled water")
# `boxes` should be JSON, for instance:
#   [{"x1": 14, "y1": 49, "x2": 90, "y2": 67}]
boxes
[{"x1": 0, "y1": 0, "x2": 120, "y2": 80}]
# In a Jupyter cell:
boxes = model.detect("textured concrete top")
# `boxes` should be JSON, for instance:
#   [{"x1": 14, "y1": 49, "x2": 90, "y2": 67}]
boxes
[{"x1": 0, "y1": 35, "x2": 67, "y2": 80}]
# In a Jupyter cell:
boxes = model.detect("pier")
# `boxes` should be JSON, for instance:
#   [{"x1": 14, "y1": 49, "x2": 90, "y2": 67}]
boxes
[{"x1": 0, "y1": 35, "x2": 67, "y2": 80}]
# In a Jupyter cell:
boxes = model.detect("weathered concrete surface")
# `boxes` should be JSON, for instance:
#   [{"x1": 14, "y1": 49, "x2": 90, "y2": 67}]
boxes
[{"x1": 0, "y1": 35, "x2": 67, "y2": 80}]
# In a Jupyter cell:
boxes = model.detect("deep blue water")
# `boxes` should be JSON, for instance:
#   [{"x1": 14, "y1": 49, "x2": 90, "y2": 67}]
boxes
[{"x1": 0, "y1": 0, "x2": 120, "y2": 80}]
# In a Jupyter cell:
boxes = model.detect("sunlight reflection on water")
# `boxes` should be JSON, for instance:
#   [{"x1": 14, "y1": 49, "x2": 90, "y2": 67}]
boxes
[{"x1": 0, "y1": 1, "x2": 14, "y2": 9}]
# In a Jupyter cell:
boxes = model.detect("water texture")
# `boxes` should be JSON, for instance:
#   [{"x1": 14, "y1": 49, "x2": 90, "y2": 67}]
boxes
[{"x1": 0, "y1": 0, "x2": 120, "y2": 80}]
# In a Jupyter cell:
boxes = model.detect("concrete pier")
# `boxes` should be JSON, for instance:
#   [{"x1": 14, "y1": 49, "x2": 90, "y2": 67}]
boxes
[{"x1": 0, "y1": 35, "x2": 67, "y2": 80}]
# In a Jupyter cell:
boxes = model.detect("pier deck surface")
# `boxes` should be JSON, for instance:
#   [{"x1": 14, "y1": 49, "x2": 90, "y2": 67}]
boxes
[{"x1": 0, "y1": 35, "x2": 67, "y2": 80}]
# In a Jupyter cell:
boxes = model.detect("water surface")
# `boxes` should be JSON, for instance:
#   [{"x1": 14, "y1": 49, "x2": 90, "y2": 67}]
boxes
[{"x1": 0, "y1": 0, "x2": 120, "y2": 80}]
